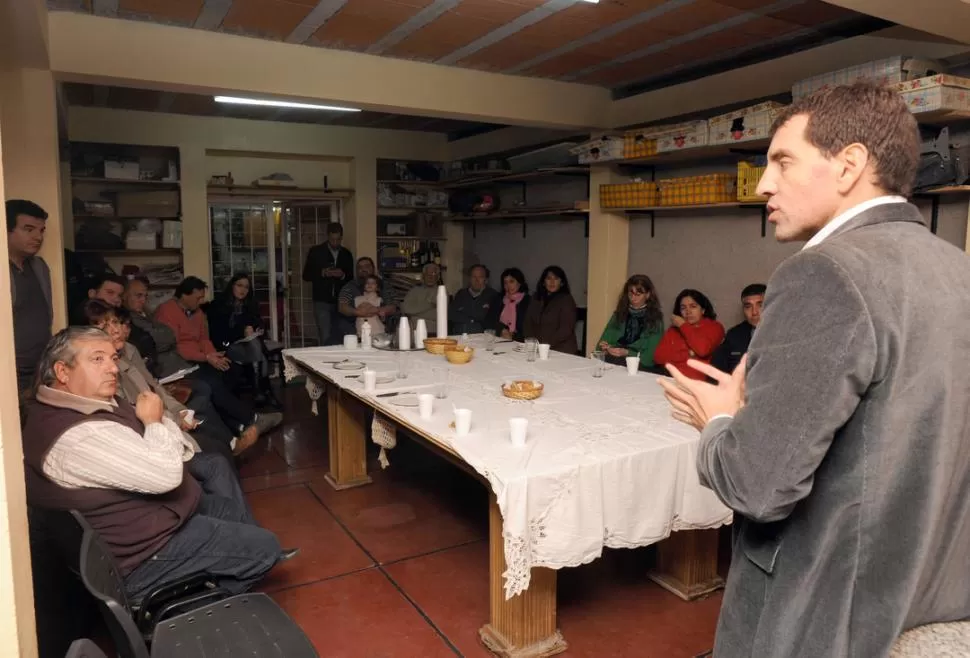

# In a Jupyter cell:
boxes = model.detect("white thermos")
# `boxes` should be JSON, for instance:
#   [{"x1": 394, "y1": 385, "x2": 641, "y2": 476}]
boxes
[
  {"x1": 436, "y1": 285, "x2": 448, "y2": 338},
  {"x1": 398, "y1": 316, "x2": 411, "y2": 351},
  {"x1": 361, "y1": 319, "x2": 372, "y2": 350}
]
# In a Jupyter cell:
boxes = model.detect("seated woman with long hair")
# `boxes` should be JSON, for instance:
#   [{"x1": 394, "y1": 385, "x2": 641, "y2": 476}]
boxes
[
  {"x1": 597, "y1": 274, "x2": 664, "y2": 370},
  {"x1": 524, "y1": 265, "x2": 578, "y2": 355},
  {"x1": 653, "y1": 288, "x2": 725, "y2": 381},
  {"x1": 205, "y1": 273, "x2": 280, "y2": 408},
  {"x1": 494, "y1": 267, "x2": 531, "y2": 341}
]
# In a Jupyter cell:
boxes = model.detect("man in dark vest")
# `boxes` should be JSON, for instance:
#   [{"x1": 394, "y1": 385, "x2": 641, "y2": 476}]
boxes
[
  {"x1": 710, "y1": 283, "x2": 765, "y2": 375},
  {"x1": 23, "y1": 326, "x2": 294, "y2": 601}
]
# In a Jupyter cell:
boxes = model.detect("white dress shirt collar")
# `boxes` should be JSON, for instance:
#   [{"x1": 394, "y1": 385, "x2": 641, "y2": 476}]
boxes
[{"x1": 803, "y1": 196, "x2": 907, "y2": 250}]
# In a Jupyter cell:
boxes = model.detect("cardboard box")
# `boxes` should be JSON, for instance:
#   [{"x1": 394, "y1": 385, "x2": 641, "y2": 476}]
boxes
[
  {"x1": 573, "y1": 136, "x2": 625, "y2": 164},
  {"x1": 895, "y1": 74, "x2": 970, "y2": 118},
  {"x1": 623, "y1": 129, "x2": 658, "y2": 159},
  {"x1": 125, "y1": 231, "x2": 157, "y2": 250},
  {"x1": 116, "y1": 190, "x2": 180, "y2": 218},
  {"x1": 709, "y1": 101, "x2": 785, "y2": 146},
  {"x1": 599, "y1": 182, "x2": 659, "y2": 209},
  {"x1": 657, "y1": 173, "x2": 736, "y2": 207},
  {"x1": 655, "y1": 121, "x2": 709, "y2": 153},
  {"x1": 162, "y1": 220, "x2": 182, "y2": 249},
  {"x1": 104, "y1": 159, "x2": 140, "y2": 180},
  {"x1": 792, "y1": 57, "x2": 940, "y2": 99}
]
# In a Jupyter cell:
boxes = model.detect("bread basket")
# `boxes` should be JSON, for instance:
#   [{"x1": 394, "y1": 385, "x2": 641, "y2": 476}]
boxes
[
  {"x1": 424, "y1": 337, "x2": 458, "y2": 355},
  {"x1": 444, "y1": 345, "x2": 474, "y2": 364},
  {"x1": 501, "y1": 380, "x2": 544, "y2": 401}
]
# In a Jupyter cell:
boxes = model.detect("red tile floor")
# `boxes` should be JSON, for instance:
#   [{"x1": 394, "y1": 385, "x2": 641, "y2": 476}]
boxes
[{"x1": 241, "y1": 386, "x2": 723, "y2": 657}]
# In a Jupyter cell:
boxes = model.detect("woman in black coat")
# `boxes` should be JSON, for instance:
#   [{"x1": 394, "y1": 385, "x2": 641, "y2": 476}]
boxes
[
  {"x1": 206, "y1": 273, "x2": 279, "y2": 408},
  {"x1": 494, "y1": 267, "x2": 531, "y2": 341}
]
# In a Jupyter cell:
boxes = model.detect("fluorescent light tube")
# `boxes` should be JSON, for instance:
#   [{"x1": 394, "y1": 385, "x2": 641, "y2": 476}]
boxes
[
  {"x1": 580, "y1": 0, "x2": 599, "y2": 3},
  {"x1": 214, "y1": 96, "x2": 361, "y2": 112}
]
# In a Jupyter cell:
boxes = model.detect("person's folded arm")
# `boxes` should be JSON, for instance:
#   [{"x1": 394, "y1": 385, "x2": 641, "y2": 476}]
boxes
[
  {"x1": 653, "y1": 328, "x2": 690, "y2": 365},
  {"x1": 679, "y1": 320, "x2": 725, "y2": 358},
  {"x1": 698, "y1": 251, "x2": 878, "y2": 522},
  {"x1": 44, "y1": 418, "x2": 188, "y2": 494}
]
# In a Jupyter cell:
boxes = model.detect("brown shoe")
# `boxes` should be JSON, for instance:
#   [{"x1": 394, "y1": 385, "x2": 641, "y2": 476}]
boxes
[{"x1": 233, "y1": 424, "x2": 260, "y2": 456}]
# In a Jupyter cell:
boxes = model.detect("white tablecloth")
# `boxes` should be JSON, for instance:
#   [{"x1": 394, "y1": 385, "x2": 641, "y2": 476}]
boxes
[{"x1": 284, "y1": 340, "x2": 732, "y2": 599}]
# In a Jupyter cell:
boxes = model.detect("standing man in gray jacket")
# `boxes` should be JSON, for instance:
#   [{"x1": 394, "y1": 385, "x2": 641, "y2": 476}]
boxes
[
  {"x1": 7, "y1": 199, "x2": 53, "y2": 399},
  {"x1": 660, "y1": 83, "x2": 970, "y2": 657}
]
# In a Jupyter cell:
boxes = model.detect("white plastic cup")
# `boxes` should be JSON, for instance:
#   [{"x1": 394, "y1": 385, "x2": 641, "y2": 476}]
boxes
[
  {"x1": 454, "y1": 408, "x2": 472, "y2": 437},
  {"x1": 343, "y1": 334, "x2": 358, "y2": 350},
  {"x1": 418, "y1": 394, "x2": 434, "y2": 420},
  {"x1": 626, "y1": 356, "x2": 639, "y2": 375},
  {"x1": 538, "y1": 344, "x2": 551, "y2": 360},
  {"x1": 363, "y1": 369, "x2": 377, "y2": 393},
  {"x1": 509, "y1": 417, "x2": 528, "y2": 448}
]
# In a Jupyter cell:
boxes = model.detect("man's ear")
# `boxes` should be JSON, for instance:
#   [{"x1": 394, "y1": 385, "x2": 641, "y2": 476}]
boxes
[
  {"x1": 835, "y1": 142, "x2": 870, "y2": 195},
  {"x1": 52, "y1": 361, "x2": 70, "y2": 385}
]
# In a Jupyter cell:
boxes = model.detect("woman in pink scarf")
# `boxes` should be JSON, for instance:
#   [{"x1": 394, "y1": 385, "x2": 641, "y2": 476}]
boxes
[{"x1": 495, "y1": 268, "x2": 531, "y2": 341}]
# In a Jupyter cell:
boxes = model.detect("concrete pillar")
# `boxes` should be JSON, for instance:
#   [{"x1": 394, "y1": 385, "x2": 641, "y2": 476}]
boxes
[{"x1": 585, "y1": 164, "x2": 630, "y2": 353}]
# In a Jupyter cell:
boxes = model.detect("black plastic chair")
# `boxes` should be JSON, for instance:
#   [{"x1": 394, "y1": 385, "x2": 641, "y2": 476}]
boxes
[
  {"x1": 65, "y1": 639, "x2": 108, "y2": 658},
  {"x1": 71, "y1": 511, "x2": 318, "y2": 657}
]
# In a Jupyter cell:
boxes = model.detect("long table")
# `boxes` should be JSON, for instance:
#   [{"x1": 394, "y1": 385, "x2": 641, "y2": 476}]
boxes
[{"x1": 284, "y1": 340, "x2": 732, "y2": 657}]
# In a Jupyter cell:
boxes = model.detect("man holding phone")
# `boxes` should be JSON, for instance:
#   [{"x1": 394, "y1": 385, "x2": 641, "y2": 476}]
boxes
[{"x1": 302, "y1": 222, "x2": 354, "y2": 345}]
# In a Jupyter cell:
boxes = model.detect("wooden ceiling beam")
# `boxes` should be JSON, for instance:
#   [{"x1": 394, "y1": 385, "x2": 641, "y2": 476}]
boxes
[
  {"x1": 194, "y1": 0, "x2": 233, "y2": 30},
  {"x1": 285, "y1": 0, "x2": 348, "y2": 44},
  {"x1": 367, "y1": 0, "x2": 462, "y2": 55}
]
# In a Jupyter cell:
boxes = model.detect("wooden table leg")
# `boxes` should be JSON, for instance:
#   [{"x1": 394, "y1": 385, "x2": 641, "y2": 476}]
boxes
[
  {"x1": 479, "y1": 496, "x2": 567, "y2": 657},
  {"x1": 323, "y1": 385, "x2": 373, "y2": 491},
  {"x1": 648, "y1": 528, "x2": 725, "y2": 601}
]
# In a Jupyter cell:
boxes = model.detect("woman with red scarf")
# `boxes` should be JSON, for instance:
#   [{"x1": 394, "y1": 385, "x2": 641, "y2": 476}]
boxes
[
  {"x1": 653, "y1": 288, "x2": 725, "y2": 381},
  {"x1": 494, "y1": 267, "x2": 531, "y2": 341}
]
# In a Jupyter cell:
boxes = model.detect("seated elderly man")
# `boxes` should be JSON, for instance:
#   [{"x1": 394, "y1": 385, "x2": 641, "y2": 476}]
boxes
[
  {"x1": 78, "y1": 299, "x2": 258, "y2": 461},
  {"x1": 22, "y1": 327, "x2": 294, "y2": 601},
  {"x1": 449, "y1": 264, "x2": 501, "y2": 335}
]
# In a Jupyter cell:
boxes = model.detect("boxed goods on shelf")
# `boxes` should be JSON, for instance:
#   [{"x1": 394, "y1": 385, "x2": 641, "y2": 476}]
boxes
[
  {"x1": 573, "y1": 136, "x2": 625, "y2": 164},
  {"x1": 792, "y1": 57, "x2": 940, "y2": 99},
  {"x1": 657, "y1": 173, "x2": 736, "y2": 207},
  {"x1": 737, "y1": 161, "x2": 767, "y2": 202},
  {"x1": 600, "y1": 182, "x2": 659, "y2": 209},
  {"x1": 709, "y1": 101, "x2": 785, "y2": 146},
  {"x1": 623, "y1": 129, "x2": 658, "y2": 159},
  {"x1": 125, "y1": 230, "x2": 157, "y2": 250},
  {"x1": 895, "y1": 74, "x2": 970, "y2": 120},
  {"x1": 656, "y1": 120, "x2": 709, "y2": 153}
]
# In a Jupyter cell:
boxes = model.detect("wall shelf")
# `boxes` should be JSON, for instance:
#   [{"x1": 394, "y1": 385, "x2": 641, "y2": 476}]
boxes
[
  {"x1": 377, "y1": 236, "x2": 446, "y2": 241},
  {"x1": 617, "y1": 141, "x2": 770, "y2": 168},
  {"x1": 207, "y1": 185, "x2": 353, "y2": 200},
  {"x1": 616, "y1": 201, "x2": 765, "y2": 213},
  {"x1": 378, "y1": 206, "x2": 448, "y2": 212},
  {"x1": 72, "y1": 176, "x2": 180, "y2": 186},
  {"x1": 377, "y1": 180, "x2": 442, "y2": 187},
  {"x1": 451, "y1": 207, "x2": 588, "y2": 220},
  {"x1": 74, "y1": 214, "x2": 181, "y2": 220},
  {"x1": 76, "y1": 249, "x2": 182, "y2": 256},
  {"x1": 442, "y1": 166, "x2": 589, "y2": 189}
]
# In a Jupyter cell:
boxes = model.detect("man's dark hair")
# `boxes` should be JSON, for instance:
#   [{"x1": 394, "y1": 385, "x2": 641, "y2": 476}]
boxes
[
  {"x1": 6, "y1": 199, "x2": 48, "y2": 232},
  {"x1": 88, "y1": 273, "x2": 127, "y2": 293},
  {"x1": 357, "y1": 256, "x2": 375, "y2": 268},
  {"x1": 741, "y1": 284, "x2": 767, "y2": 299},
  {"x1": 114, "y1": 305, "x2": 132, "y2": 325},
  {"x1": 327, "y1": 222, "x2": 343, "y2": 236},
  {"x1": 174, "y1": 276, "x2": 208, "y2": 298},
  {"x1": 130, "y1": 275, "x2": 151, "y2": 288},
  {"x1": 770, "y1": 82, "x2": 920, "y2": 197},
  {"x1": 468, "y1": 264, "x2": 490, "y2": 278}
]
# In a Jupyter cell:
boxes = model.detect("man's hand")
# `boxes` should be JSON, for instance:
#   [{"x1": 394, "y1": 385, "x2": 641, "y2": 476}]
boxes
[
  {"x1": 657, "y1": 355, "x2": 747, "y2": 432},
  {"x1": 178, "y1": 409, "x2": 199, "y2": 431},
  {"x1": 671, "y1": 315, "x2": 686, "y2": 328},
  {"x1": 206, "y1": 352, "x2": 231, "y2": 371},
  {"x1": 135, "y1": 391, "x2": 165, "y2": 426},
  {"x1": 324, "y1": 267, "x2": 344, "y2": 278},
  {"x1": 356, "y1": 302, "x2": 378, "y2": 318},
  {"x1": 597, "y1": 340, "x2": 609, "y2": 350}
]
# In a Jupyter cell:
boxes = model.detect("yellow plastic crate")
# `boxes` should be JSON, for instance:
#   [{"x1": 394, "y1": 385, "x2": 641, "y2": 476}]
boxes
[
  {"x1": 657, "y1": 173, "x2": 736, "y2": 207},
  {"x1": 737, "y1": 162, "x2": 768, "y2": 202},
  {"x1": 600, "y1": 182, "x2": 659, "y2": 209},
  {"x1": 623, "y1": 131, "x2": 659, "y2": 159}
]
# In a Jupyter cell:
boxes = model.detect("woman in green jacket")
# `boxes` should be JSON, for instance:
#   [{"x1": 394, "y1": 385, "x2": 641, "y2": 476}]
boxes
[{"x1": 597, "y1": 274, "x2": 664, "y2": 370}]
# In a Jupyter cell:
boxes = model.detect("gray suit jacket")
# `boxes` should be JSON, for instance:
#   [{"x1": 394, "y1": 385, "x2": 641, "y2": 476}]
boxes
[{"x1": 700, "y1": 202, "x2": 970, "y2": 657}]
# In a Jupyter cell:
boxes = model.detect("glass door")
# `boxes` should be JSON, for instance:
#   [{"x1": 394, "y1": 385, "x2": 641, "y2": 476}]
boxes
[
  {"x1": 280, "y1": 201, "x2": 341, "y2": 348},
  {"x1": 209, "y1": 203, "x2": 278, "y2": 338}
]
